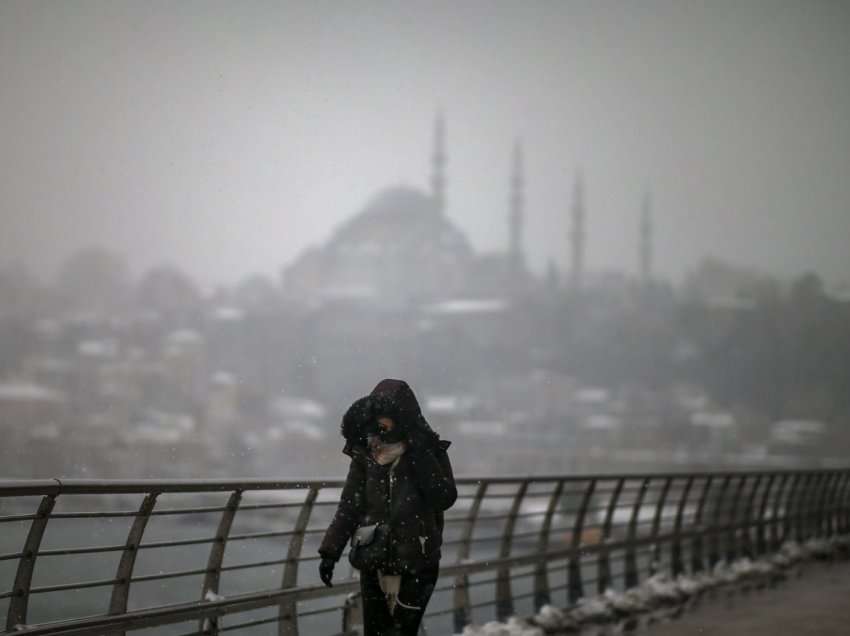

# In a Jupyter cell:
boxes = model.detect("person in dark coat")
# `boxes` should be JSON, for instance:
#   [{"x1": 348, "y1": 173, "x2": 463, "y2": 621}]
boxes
[{"x1": 318, "y1": 378, "x2": 457, "y2": 636}]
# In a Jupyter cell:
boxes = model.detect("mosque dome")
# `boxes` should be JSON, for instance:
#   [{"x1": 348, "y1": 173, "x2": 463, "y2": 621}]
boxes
[
  {"x1": 332, "y1": 186, "x2": 471, "y2": 257},
  {"x1": 284, "y1": 186, "x2": 475, "y2": 306}
]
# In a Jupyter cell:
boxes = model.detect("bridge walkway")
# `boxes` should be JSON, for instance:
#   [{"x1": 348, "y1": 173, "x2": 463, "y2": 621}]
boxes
[{"x1": 647, "y1": 561, "x2": 850, "y2": 636}]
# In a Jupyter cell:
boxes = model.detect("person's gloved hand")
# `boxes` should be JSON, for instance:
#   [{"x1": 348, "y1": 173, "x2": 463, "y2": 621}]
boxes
[{"x1": 319, "y1": 557, "x2": 335, "y2": 587}]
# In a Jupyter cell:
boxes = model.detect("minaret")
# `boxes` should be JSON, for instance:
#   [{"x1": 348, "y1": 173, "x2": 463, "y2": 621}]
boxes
[
  {"x1": 570, "y1": 172, "x2": 585, "y2": 291},
  {"x1": 430, "y1": 112, "x2": 446, "y2": 214},
  {"x1": 640, "y1": 191, "x2": 653, "y2": 283},
  {"x1": 508, "y1": 140, "x2": 525, "y2": 274}
]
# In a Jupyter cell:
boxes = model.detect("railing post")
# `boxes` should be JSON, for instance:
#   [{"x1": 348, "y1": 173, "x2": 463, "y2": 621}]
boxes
[
  {"x1": 822, "y1": 473, "x2": 838, "y2": 537},
  {"x1": 810, "y1": 472, "x2": 827, "y2": 538},
  {"x1": 807, "y1": 472, "x2": 822, "y2": 541},
  {"x1": 198, "y1": 490, "x2": 242, "y2": 636},
  {"x1": 781, "y1": 472, "x2": 801, "y2": 544},
  {"x1": 815, "y1": 472, "x2": 836, "y2": 538},
  {"x1": 624, "y1": 477, "x2": 650, "y2": 588},
  {"x1": 533, "y1": 479, "x2": 564, "y2": 610},
  {"x1": 755, "y1": 475, "x2": 775, "y2": 556},
  {"x1": 107, "y1": 491, "x2": 159, "y2": 636},
  {"x1": 671, "y1": 476, "x2": 694, "y2": 576},
  {"x1": 794, "y1": 473, "x2": 814, "y2": 543},
  {"x1": 342, "y1": 590, "x2": 364, "y2": 635},
  {"x1": 597, "y1": 477, "x2": 625, "y2": 595},
  {"x1": 725, "y1": 475, "x2": 748, "y2": 563},
  {"x1": 772, "y1": 473, "x2": 791, "y2": 549},
  {"x1": 826, "y1": 472, "x2": 846, "y2": 537},
  {"x1": 495, "y1": 481, "x2": 528, "y2": 621},
  {"x1": 568, "y1": 479, "x2": 596, "y2": 603},
  {"x1": 823, "y1": 472, "x2": 840, "y2": 536},
  {"x1": 800, "y1": 473, "x2": 818, "y2": 541},
  {"x1": 279, "y1": 486, "x2": 319, "y2": 636},
  {"x1": 836, "y1": 473, "x2": 850, "y2": 534},
  {"x1": 708, "y1": 475, "x2": 731, "y2": 567},
  {"x1": 691, "y1": 476, "x2": 713, "y2": 573},
  {"x1": 813, "y1": 472, "x2": 828, "y2": 538},
  {"x1": 6, "y1": 493, "x2": 57, "y2": 631},
  {"x1": 837, "y1": 473, "x2": 847, "y2": 535},
  {"x1": 739, "y1": 475, "x2": 761, "y2": 560},
  {"x1": 648, "y1": 476, "x2": 673, "y2": 576},
  {"x1": 453, "y1": 481, "x2": 487, "y2": 634}
]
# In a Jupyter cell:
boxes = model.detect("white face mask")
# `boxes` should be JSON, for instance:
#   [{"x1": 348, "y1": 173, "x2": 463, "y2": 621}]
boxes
[{"x1": 367, "y1": 434, "x2": 407, "y2": 465}]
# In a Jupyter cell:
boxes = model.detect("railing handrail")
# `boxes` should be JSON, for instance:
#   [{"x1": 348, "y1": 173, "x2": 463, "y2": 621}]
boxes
[{"x1": 1, "y1": 467, "x2": 841, "y2": 496}]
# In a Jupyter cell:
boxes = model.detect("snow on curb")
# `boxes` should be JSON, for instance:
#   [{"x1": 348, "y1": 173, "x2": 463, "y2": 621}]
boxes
[{"x1": 456, "y1": 533, "x2": 850, "y2": 635}]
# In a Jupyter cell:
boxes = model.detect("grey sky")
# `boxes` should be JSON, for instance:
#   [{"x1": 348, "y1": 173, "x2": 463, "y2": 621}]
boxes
[{"x1": 1, "y1": 0, "x2": 848, "y2": 289}]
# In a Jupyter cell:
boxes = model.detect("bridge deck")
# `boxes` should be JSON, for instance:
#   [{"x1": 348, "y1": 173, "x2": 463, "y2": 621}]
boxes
[{"x1": 647, "y1": 561, "x2": 850, "y2": 636}]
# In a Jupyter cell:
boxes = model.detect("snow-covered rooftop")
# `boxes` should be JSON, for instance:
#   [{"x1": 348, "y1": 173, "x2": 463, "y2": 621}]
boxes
[
  {"x1": 422, "y1": 298, "x2": 509, "y2": 315},
  {"x1": 0, "y1": 381, "x2": 65, "y2": 403},
  {"x1": 457, "y1": 420, "x2": 507, "y2": 436},
  {"x1": 319, "y1": 285, "x2": 379, "y2": 301},
  {"x1": 582, "y1": 414, "x2": 622, "y2": 431},
  {"x1": 425, "y1": 394, "x2": 477, "y2": 415},
  {"x1": 690, "y1": 411, "x2": 736, "y2": 428},
  {"x1": 212, "y1": 306, "x2": 245, "y2": 322},
  {"x1": 574, "y1": 387, "x2": 610, "y2": 405},
  {"x1": 167, "y1": 329, "x2": 203, "y2": 345},
  {"x1": 269, "y1": 396, "x2": 327, "y2": 420},
  {"x1": 78, "y1": 339, "x2": 118, "y2": 358},
  {"x1": 269, "y1": 420, "x2": 325, "y2": 441},
  {"x1": 125, "y1": 411, "x2": 196, "y2": 444},
  {"x1": 30, "y1": 423, "x2": 61, "y2": 440},
  {"x1": 211, "y1": 371, "x2": 237, "y2": 387},
  {"x1": 771, "y1": 419, "x2": 826, "y2": 444}
]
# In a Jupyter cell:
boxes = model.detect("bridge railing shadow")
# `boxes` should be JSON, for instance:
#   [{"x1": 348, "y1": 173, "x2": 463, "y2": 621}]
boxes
[{"x1": 1, "y1": 469, "x2": 848, "y2": 636}]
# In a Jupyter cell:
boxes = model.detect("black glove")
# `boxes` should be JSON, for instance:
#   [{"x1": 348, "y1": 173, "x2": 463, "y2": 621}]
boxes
[{"x1": 319, "y1": 557, "x2": 335, "y2": 587}]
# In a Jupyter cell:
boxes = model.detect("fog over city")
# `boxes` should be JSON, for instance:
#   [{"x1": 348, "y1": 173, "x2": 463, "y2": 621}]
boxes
[
  {"x1": 2, "y1": 1, "x2": 849, "y2": 287},
  {"x1": 1, "y1": 1, "x2": 849, "y2": 483}
]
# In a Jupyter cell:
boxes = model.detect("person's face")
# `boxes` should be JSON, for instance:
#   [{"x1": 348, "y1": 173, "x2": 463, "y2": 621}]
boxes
[
  {"x1": 377, "y1": 417, "x2": 395, "y2": 433},
  {"x1": 375, "y1": 416, "x2": 405, "y2": 443}
]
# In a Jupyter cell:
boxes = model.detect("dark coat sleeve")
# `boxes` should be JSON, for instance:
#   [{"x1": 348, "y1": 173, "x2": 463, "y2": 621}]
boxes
[
  {"x1": 410, "y1": 446, "x2": 457, "y2": 512},
  {"x1": 319, "y1": 457, "x2": 366, "y2": 562}
]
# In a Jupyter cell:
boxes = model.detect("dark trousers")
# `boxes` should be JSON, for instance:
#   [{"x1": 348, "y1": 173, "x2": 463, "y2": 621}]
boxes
[{"x1": 359, "y1": 567, "x2": 439, "y2": 636}]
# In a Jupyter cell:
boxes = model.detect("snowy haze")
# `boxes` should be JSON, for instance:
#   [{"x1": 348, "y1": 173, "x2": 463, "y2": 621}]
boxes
[{"x1": 1, "y1": 0, "x2": 849, "y2": 288}]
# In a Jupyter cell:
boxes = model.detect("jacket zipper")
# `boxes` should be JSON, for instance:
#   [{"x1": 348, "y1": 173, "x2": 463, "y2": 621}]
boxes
[
  {"x1": 388, "y1": 457, "x2": 398, "y2": 504},
  {"x1": 419, "y1": 517, "x2": 429, "y2": 554},
  {"x1": 387, "y1": 458, "x2": 399, "y2": 565},
  {"x1": 387, "y1": 460, "x2": 429, "y2": 559}
]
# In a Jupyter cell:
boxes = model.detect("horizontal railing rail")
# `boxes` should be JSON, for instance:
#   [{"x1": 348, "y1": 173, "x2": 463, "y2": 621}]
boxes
[{"x1": 1, "y1": 469, "x2": 849, "y2": 635}]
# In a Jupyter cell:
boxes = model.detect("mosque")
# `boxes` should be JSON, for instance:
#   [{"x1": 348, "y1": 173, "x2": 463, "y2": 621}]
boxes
[{"x1": 281, "y1": 114, "x2": 654, "y2": 308}]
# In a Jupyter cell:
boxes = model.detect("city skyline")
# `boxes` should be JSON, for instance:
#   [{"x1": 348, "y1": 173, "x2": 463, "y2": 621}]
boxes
[{"x1": 2, "y1": 1, "x2": 849, "y2": 289}]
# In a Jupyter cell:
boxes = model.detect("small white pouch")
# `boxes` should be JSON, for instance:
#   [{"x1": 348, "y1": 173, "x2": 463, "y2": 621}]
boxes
[{"x1": 377, "y1": 571, "x2": 402, "y2": 614}]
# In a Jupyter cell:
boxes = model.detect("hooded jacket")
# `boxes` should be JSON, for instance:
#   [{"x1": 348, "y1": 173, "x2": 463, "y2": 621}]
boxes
[{"x1": 319, "y1": 379, "x2": 457, "y2": 573}]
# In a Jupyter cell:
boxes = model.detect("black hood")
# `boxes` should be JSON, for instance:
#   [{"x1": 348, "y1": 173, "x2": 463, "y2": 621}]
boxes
[
  {"x1": 369, "y1": 378, "x2": 432, "y2": 439},
  {"x1": 340, "y1": 378, "x2": 444, "y2": 455},
  {"x1": 340, "y1": 395, "x2": 377, "y2": 446}
]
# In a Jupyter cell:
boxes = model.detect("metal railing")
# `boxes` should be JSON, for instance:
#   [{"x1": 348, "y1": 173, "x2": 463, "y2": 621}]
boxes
[{"x1": 1, "y1": 469, "x2": 848, "y2": 635}]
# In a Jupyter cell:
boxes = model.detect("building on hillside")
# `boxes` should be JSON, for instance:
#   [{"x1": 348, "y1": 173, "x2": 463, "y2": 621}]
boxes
[
  {"x1": 282, "y1": 116, "x2": 538, "y2": 309},
  {"x1": 283, "y1": 186, "x2": 475, "y2": 307}
]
